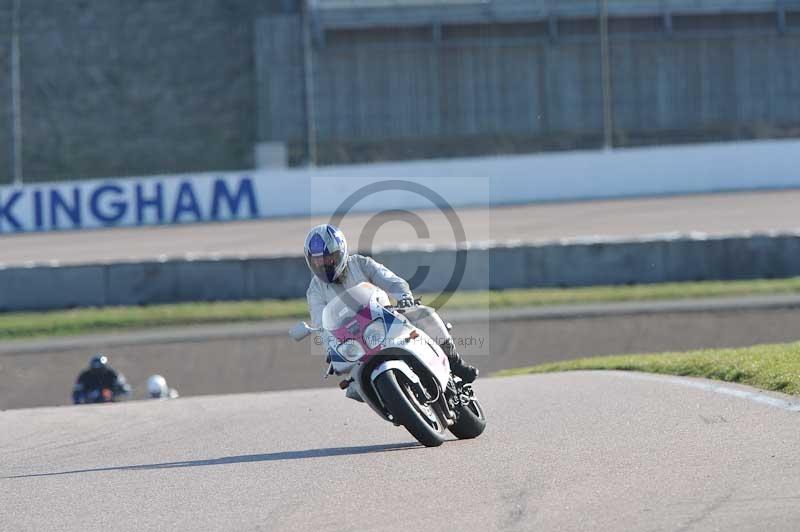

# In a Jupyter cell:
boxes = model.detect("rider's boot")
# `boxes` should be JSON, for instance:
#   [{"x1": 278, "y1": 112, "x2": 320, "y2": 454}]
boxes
[{"x1": 440, "y1": 340, "x2": 479, "y2": 383}]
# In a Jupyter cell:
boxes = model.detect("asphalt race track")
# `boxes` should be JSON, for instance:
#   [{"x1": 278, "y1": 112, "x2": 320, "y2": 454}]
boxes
[
  {"x1": 2, "y1": 189, "x2": 800, "y2": 266},
  {"x1": 2, "y1": 372, "x2": 799, "y2": 532}
]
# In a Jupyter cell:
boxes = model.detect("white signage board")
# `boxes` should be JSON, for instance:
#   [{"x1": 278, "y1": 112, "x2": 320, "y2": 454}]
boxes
[{"x1": 2, "y1": 138, "x2": 800, "y2": 233}]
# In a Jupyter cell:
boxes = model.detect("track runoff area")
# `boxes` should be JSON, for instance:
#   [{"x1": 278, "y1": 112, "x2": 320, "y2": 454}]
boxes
[{"x1": 1, "y1": 189, "x2": 800, "y2": 266}]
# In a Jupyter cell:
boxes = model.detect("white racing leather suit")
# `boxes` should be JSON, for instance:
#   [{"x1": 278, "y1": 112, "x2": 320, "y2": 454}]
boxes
[{"x1": 306, "y1": 253, "x2": 452, "y2": 345}]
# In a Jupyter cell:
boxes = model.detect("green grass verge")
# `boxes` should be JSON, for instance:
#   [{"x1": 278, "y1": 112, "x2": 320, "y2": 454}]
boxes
[
  {"x1": 495, "y1": 341, "x2": 800, "y2": 396},
  {"x1": 3, "y1": 276, "x2": 800, "y2": 341}
]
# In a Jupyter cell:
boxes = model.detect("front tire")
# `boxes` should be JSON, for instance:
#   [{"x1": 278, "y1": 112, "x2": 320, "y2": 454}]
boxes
[
  {"x1": 375, "y1": 370, "x2": 446, "y2": 447},
  {"x1": 449, "y1": 395, "x2": 487, "y2": 439}
]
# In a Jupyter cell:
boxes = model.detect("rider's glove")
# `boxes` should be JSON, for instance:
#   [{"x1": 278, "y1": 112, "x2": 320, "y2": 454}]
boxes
[{"x1": 396, "y1": 297, "x2": 415, "y2": 308}]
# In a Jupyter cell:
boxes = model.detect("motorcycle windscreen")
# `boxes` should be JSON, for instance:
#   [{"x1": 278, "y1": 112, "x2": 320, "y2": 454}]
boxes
[{"x1": 322, "y1": 282, "x2": 378, "y2": 331}]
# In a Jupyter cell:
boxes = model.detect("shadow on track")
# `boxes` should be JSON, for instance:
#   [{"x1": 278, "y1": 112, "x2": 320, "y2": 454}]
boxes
[{"x1": 4, "y1": 442, "x2": 421, "y2": 479}]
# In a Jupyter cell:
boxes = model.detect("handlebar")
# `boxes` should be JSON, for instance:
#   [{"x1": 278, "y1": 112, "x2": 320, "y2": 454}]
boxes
[{"x1": 388, "y1": 298, "x2": 422, "y2": 311}]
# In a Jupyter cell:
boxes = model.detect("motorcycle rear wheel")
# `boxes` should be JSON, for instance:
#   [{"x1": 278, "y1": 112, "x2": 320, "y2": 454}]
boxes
[{"x1": 375, "y1": 370, "x2": 447, "y2": 447}]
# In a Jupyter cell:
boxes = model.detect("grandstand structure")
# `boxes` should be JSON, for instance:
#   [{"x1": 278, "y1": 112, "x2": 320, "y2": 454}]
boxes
[
  {"x1": 2, "y1": 0, "x2": 800, "y2": 181},
  {"x1": 271, "y1": 0, "x2": 800, "y2": 164}
]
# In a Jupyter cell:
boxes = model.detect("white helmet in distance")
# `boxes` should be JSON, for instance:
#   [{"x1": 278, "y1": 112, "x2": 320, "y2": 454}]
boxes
[
  {"x1": 304, "y1": 224, "x2": 348, "y2": 283},
  {"x1": 146, "y1": 374, "x2": 169, "y2": 399}
]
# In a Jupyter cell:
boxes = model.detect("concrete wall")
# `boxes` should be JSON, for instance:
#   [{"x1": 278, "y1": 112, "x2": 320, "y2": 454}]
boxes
[
  {"x1": 5, "y1": 138, "x2": 800, "y2": 233},
  {"x1": 263, "y1": 3, "x2": 800, "y2": 165},
  {"x1": 4, "y1": 0, "x2": 302, "y2": 183},
  {"x1": 0, "y1": 1, "x2": 11, "y2": 181},
  {"x1": 300, "y1": 139, "x2": 800, "y2": 210},
  {"x1": 3, "y1": 231, "x2": 800, "y2": 311},
  {"x1": 7, "y1": 303, "x2": 800, "y2": 409},
  {"x1": 4, "y1": 1, "x2": 800, "y2": 181}
]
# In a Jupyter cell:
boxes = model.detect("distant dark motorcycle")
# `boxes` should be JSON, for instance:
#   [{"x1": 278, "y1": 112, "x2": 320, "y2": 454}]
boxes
[
  {"x1": 72, "y1": 359, "x2": 131, "y2": 405},
  {"x1": 86, "y1": 388, "x2": 113, "y2": 403},
  {"x1": 74, "y1": 387, "x2": 120, "y2": 404}
]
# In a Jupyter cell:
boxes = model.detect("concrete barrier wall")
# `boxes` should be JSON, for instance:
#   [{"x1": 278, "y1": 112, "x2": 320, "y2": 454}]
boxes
[
  {"x1": 302, "y1": 139, "x2": 800, "y2": 210},
  {"x1": 3, "y1": 232, "x2": 800, "y2": 312},
  {"x1": 10, "y1": 304, "x2": 800, "y2": 409}
]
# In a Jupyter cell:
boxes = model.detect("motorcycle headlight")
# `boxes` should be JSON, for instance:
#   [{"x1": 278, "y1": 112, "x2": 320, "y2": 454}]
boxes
[
  {"x1": 338, "y1": 339, "x2": 366, "y2": 362},
  {"x1": 363, "y1": 319, "x2": 386, "y2": 349}
]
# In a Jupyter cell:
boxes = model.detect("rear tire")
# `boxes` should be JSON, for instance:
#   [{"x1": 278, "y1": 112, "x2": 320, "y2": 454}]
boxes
[
  {"x1": 449, "y1": 396, "x2": 487, "y2": 440},
  {"x1": 375, "y1": 370, "x2": 446, "y2": 447}
]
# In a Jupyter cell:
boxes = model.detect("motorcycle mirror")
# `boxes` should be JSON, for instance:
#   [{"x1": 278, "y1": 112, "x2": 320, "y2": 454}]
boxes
[{"x1": 289, "y1": 321, "x2": 314, "y2": 341}]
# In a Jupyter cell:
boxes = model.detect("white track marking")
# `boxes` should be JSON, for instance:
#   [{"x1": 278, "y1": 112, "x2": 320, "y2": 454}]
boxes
[{"x1": 603, "y1": 370, "x2": 800, "y2": 412}]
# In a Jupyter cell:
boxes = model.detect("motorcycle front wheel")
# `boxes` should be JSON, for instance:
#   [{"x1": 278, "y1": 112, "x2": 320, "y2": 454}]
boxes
[
  {"x1": 375, "y1": 370, "x2": 447, "y2": 447},
  {"x1": 448, "y1": 394, "x2": 486, "y2": 440}
]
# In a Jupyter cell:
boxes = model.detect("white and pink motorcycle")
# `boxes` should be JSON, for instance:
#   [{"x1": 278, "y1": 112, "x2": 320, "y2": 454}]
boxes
[{"x1": 290, "y1": 282, "x2": 486, "y2": 447}]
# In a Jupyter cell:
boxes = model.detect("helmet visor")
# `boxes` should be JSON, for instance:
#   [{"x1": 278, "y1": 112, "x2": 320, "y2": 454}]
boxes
[{"x1": 307, "y1": 250, "x2": 344, "y2": 282}]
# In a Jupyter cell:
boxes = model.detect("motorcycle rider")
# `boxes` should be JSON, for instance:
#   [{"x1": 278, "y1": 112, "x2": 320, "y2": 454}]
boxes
[
  {"x1": 72, "y1": 354, "x2": 131, "y2": 404},
  {"x1": 146, "y1": 374, "x2": 179, "y2": 399},
  {"x1": 304, "y1": 224, "x2": 478, "y2": 383}
]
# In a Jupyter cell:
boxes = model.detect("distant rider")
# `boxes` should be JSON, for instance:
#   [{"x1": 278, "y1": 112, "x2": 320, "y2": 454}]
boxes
[
  {"x1": 146, "y1": 374, "x2": 179, "y2": 399},
  {"x1": 72, "y1": 354, "x2": 131, "y2": 404},
  {"x1": 304, "y1": 224, "x2": 478, "y2": 383}
]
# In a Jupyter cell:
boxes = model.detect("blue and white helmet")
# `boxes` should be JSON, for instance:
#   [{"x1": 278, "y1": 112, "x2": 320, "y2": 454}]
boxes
[
  {"x1": 147, "y1": 374, "x2": 168, "y2": 399},
  {"x1": 90, "y1": 354, "x2": 108, "y2": 369},
  {"x1": 304, "y1": 224, "x2": 348, "y2": 283}
]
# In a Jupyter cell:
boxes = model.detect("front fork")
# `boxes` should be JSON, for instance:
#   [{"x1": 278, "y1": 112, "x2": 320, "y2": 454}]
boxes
[
  {"x1": 444, "y1": 377, "x2": 475, "y2": 420},
  {"x1": 394, "y1": 373, "x2": 470, "y2": 428},
  {"x1": 401, "y1": 371, "x2": 456, "y2": 428},
  {"x1": 423, "y1": 376, "x2": 464, "y2": 428}
]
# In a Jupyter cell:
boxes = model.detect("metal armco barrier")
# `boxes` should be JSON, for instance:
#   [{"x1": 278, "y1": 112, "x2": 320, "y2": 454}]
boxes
[{"x1": 2, "y1": 232, "x2": 799, "y2": 312}]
